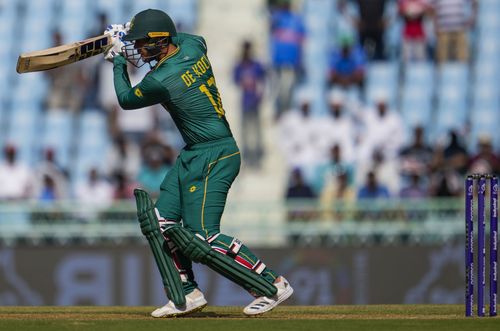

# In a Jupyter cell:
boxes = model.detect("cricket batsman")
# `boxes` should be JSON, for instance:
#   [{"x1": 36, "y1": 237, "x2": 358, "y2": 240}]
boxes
[{"x1": 103, "y1": 9, "x2": 293, "y2": 317}]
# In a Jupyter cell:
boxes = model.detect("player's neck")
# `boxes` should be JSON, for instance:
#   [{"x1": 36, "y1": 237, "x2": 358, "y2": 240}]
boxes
[{"x1": 158, "y1": 44, "x2": 178, "y2": 61}]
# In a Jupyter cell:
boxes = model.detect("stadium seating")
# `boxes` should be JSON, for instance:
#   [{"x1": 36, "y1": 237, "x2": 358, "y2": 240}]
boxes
[
  {"x1": 365, "y1": 62, "x2": 399, "y2": 108},
  {"x1": 73, "y1": 111, "x2": 111, "y2": 187},
  {"x1": 40, "y1": 111, "x2": 75, "y2": 169},
  {"x1": 5, "y1": 109, "x2": 41, "y2": 165},
  {"x1": 0, "y1": 0, "x2": 199, "y2": 180},
  {"x1": 433, "y1": 64, "x2": 469, "y2": 140},
  {"x1": 401, "y1": 63, "x2": 434, "y2": 128},
  {"x1": 0, "y1": 0, "x2": 498, "y2": 205}
]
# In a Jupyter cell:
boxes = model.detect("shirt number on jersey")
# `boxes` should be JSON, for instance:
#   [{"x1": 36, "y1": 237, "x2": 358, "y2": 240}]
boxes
[{"x1": 199, "y1": 76, "x2": 225, "y2": 118}]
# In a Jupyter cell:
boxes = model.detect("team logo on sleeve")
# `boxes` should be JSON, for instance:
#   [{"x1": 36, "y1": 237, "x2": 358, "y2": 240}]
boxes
[{"x1": 134, "y1": 88, "x2": 143, "y2": 98}]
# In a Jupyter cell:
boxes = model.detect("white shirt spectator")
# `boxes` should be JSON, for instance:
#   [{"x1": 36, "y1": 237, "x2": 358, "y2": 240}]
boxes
[
  {"x1": 277, "y1": 106, "x2": 322, "y2": 170},
  {"x1": 0, "y1": 162, "x2": 33, "y2": 200},
  {"x1": 358, "y1": 101, "x2": 405, "y2": 162},
  {"x1": 105, "y1": 136, "x2": 141, "y2": 179},
  {"x1": 318, "y1": 90, "x2": 357, "y2": 163},
  {"x1": 0, "y1": 146, "x2": 33, "y2": 200},
  {"x1": 33, "y1": 149, "x2": 68, "y2": 200},
  {"x1": 355, "y1": 153, "x2": 401, "y2": 196},
  {"x1": 75, "y1": 169, "x2": 113, "y2": 207}
]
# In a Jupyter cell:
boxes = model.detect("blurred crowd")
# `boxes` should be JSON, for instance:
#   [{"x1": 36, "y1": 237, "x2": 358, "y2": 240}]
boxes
[
  {"x1": 1, "y1": 0, "x2": 493, "y2": 219},
  {"x1": 0, "y1": 132, "x2": 177, "y2": 203},
  {"x1": 0, "y1": 11, "x2": 184, "y2": 205},
  {"x1": 238, "y1": 0, "x2": 486, "y2": 208},
  {"x1": 231, "y1": 0, "x2": 486, "y2": 208}
]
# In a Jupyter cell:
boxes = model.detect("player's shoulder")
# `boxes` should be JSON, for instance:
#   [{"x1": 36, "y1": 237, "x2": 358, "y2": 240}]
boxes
[{"x1": 174, "y1": 33, "x2": 208, "y2": 53}]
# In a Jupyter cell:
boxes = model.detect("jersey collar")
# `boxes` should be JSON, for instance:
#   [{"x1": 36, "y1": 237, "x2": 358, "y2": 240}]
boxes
[{"x1": 154, "y1": 46, "x2": 181, "y2": 70}]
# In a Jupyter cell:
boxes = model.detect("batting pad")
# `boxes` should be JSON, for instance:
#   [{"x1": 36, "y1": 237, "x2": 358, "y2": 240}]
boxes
[
  {"x1": 134, "y1": 189, "x2": 186, "y2": 306},
  {"x1": 163, "y1": 222, "x2": 278, "y2": 298}
]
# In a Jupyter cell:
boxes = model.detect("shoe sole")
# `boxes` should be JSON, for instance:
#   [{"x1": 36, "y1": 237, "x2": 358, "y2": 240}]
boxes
[
  {"x1": 153, "y1": 302, "x2": 207, "y2": 318},
  {"x1": 244, "y1": 286, "x2": 294, "y2": 316}
]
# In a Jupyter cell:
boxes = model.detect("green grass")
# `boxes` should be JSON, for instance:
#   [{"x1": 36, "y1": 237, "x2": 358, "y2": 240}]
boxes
[{"x1": 0, "y1": 305, "x2": 499, "y2": 331}]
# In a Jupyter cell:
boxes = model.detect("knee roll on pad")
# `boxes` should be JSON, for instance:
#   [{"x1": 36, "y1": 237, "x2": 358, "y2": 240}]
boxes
[{"x1": 163, "y1": 223, "x2": 278, "y2": 298}]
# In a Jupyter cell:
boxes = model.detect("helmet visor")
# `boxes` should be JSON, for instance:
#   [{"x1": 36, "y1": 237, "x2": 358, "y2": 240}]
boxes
[
  {"x1": 122, "y1": 41, "x2": 146, "y2": 68},
  {"x1": 122, "y1": 38, "x2": 168, "y2": 68}
]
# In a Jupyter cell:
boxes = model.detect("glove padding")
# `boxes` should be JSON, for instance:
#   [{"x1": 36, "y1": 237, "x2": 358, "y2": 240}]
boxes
[{"x1": 103, "y1": 23, "x2": 129, "y2": 62}]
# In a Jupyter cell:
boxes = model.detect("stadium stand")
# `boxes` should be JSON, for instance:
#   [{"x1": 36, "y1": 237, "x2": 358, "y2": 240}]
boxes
[{"x1": 0, "y1": 0, "x2": 499, "y2": 247}]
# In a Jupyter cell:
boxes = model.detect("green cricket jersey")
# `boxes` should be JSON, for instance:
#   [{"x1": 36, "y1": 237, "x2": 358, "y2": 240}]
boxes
[{"x1": 113, "y1": 33, "x2": 233, "y2": 146}]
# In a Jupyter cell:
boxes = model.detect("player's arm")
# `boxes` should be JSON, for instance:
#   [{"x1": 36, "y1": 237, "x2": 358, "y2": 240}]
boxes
[{"x1": 112, "y1": 55, "x2": 169, "y2": 109}]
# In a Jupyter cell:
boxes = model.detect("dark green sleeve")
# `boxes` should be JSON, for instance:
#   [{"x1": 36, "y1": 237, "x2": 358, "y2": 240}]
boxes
[{"x1": 112, "y1": 55, "x2": 169, "y2": 110}]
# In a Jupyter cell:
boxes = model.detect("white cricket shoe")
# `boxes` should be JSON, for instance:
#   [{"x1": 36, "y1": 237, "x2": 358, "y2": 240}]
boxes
[
  {"x1": 151, "y1": 288, "x2": 207, "y2": 318},
  {"x1": 243, "y1": 276, "x2": 294, "y2": 316}
]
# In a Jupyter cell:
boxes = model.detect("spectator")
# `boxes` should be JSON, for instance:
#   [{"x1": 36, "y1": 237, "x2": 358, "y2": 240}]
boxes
[
  {"x1": 105, "y1": 134, "x2": 141, "y2": 180},
  {"x1": 33, "y1": 148, "x2": 69, "y2": 200},
  {"x1": 358, "y1": 95, "x2": 405, "y2": 162},
  {"x1": 354, "y1": 0, "x2": 388, "y2": 60},
  {"x1": 430, "y1": 0, "x2": 478, "y2": 63},
  {"x1": 38, "y1": 175, "x2": 61, "y2": 202},
  {"x1": 286, "y1": 168, "x2": 316, "y2": 199},
  {"x1": 0, "y1": 145, "x2": 33, "y2": 200},
  {"x1": 45, "y1": 30, "x2": 86, "y2": 112},
  {"x1": 285, "y1": 168, "x2": 317, "y2": 223},
  {"x1": 319, "y1": 90, "x2": 357, "y2": 163},
  {"x1": 356, "y1": 148, "x2": 401, "y2": 196},
  {"x1": 233, "y1": 41, "x2": 266, "y2": 169},
  {"x1": 30, "y1": 172, "x2": 65, "y2": 243},
  {"x1": 357, "y1": 171, "x2": 390, "y2": 199},
  {"x1": 441, "y1": 130, "x2": 469, "y2": 175},
  {"x1": 333, "y1": 0, "x2": 358, "y2": 46},
  {"x1": 315, "y1": 144, "x2": 356, "y2": 222},
  {"x1": 74, "y1": 168, "x2": 113, "y2": 221},
  {"x1": 399, "y1": 0, "x2": 431, "y2": 62},
  {"x1": 269, "y1": 0, "x2": 306, "y2": 117},
  {"x1": 277, "y1": 90, "x2": 321, "y2": 174},
  {"x1": 399, "y1": 173, "x2": 428, "y2": 198},
  {"x1": 356, "y1": 171, "x2": 391, "y2": 225},
  {"x1": 399, "y1": 126, "x2": 434, "y2": 179},
  {"x1": 137, "y1": 134, "x2": 175, "y2": 197},
  {"x1": 328, "y1": 36, "x2": 366, "y2": 90},
  {"x1": 320, "y1": 171, "x2": 356, "y2": 222},
  {"x1": 399, "y1": 173, "x2": 428, "y2": 221},
  {"x1": 112, "y1": 171, "x2": 136, "y2": 201},
  {"x1": 427, "y1": 131, "x2": 467, "y2": 197},
  {"x1": 75, "y1": 168, "x2": 113, "y2": 206},
  {"x1": 468, "y1": 135, "x2": 500, "y2": 174},
  {"x1": 313, "y1": 144, "x2": 355, "y2": 195},
  {"x1": 429, "y1": 169, "x2": 461, "y2": 196}
]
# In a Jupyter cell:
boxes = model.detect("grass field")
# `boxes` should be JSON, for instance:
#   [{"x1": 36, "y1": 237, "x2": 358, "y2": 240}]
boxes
[{"x1": 0, "y1": 305, "x2": 499, "y2": 331}]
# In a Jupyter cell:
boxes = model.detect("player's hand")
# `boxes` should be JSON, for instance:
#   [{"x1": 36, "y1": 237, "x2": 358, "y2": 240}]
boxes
[
  {"x1": 103, "y1": 24, "x2": 127, "y2": 62},
  {"x1": 104, "y1": 23, "x2": 128, "y2": 37}
]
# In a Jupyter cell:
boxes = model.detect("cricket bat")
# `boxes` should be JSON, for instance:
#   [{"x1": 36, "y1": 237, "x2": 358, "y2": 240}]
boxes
[{"x1": 16, "y1": 34, "x2": 112, "y2": 74}]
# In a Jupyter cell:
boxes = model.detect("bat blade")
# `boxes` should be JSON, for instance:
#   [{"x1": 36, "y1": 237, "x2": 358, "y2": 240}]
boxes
[{"x1": 16, "y1": 34, "x2": 112, "y2": 74}]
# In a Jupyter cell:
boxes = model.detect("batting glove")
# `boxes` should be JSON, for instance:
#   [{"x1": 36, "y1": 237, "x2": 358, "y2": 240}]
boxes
[{"x1": 103, "y1": 24, "x2": 128, "y2": 62}]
